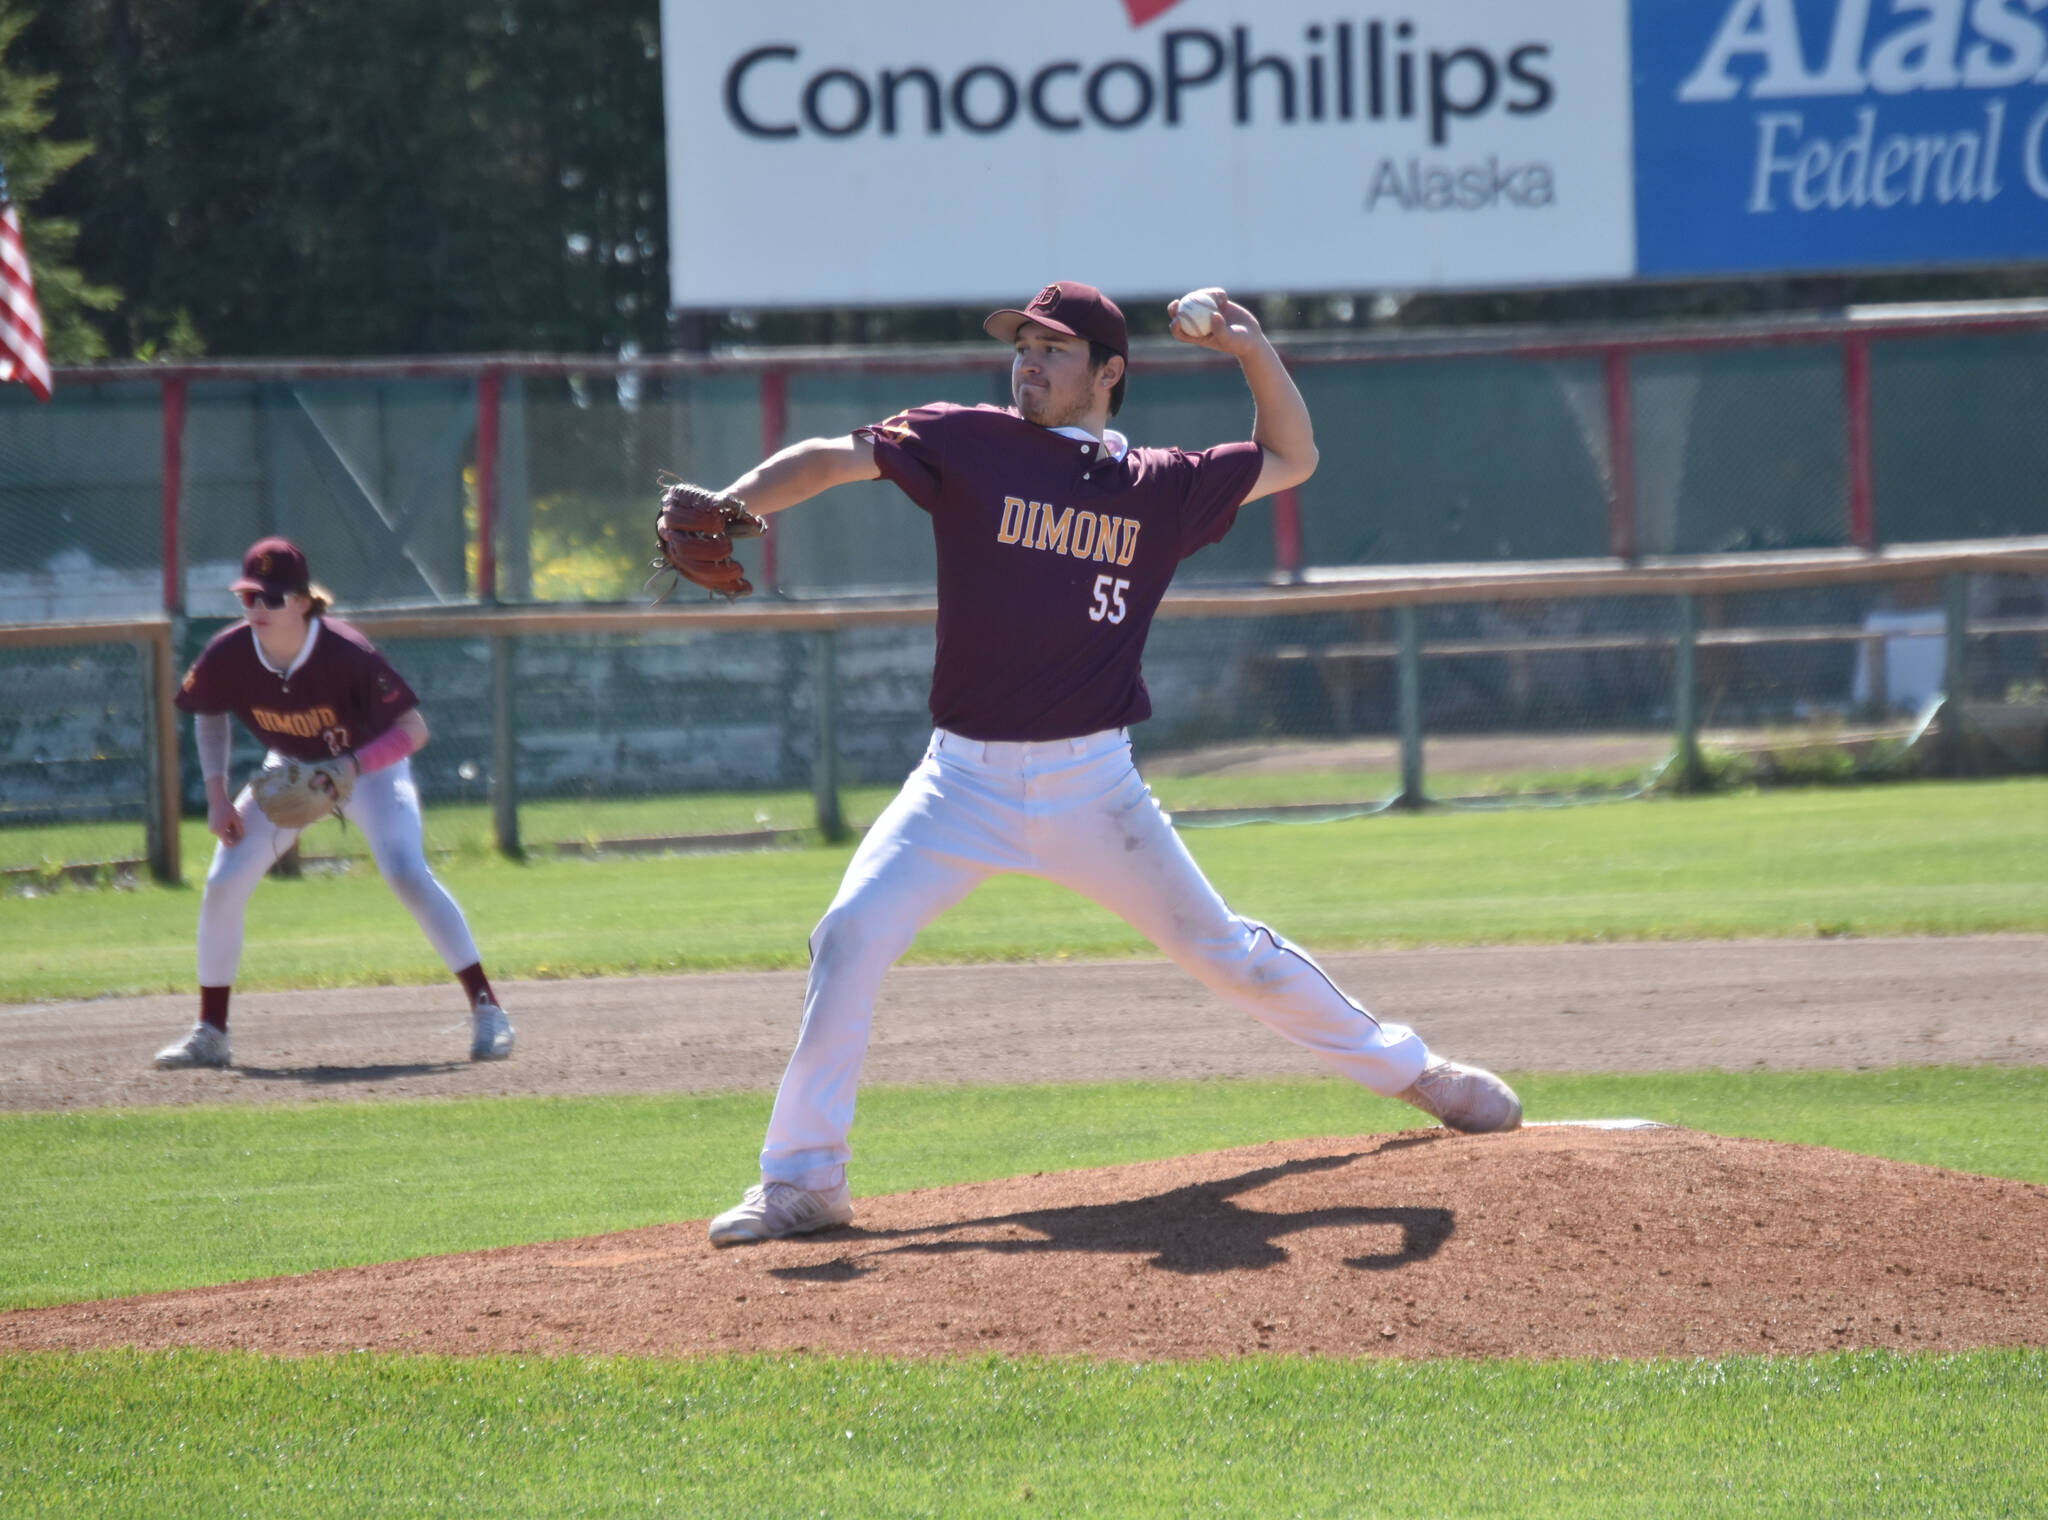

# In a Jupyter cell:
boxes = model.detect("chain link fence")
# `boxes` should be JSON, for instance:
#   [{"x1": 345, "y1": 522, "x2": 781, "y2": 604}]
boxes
[
  {"x1": 6, "y1": 312, "x2": 2048, "y2": 874},
  {"x1": 1297, "y1": 356, "x2": 1612, "y2": 566},
  {"x1": 0, "y1": 381, "x2": 165, "y2": 622},
  {"x1": 0, "y1": 640, "x2": 152, "y2": 832},
  {"x1": 5, "y1": 563, "x2": 2042, "y2": 875},
  {"x1": 1957, "y1": 569, "x2": 2048, "y2": 776},
  {"x1": 1632, "y1": 346, "x2": 1848, "y2": 555},
  {"x1": 1870, "y1": 329, "x2": 2048, "y2": 544},
  {"x1": 0, "y1": 623, "x2": 178, "y2": 877},
  {"x1": 9, "y1": 312, "x2": 2048, "y2": 621}
]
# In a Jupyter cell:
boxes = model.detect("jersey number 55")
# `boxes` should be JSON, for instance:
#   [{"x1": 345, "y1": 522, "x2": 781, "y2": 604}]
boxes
[{"x1": 1089, "y1": 575, "x2": 1130, "y2": 625}]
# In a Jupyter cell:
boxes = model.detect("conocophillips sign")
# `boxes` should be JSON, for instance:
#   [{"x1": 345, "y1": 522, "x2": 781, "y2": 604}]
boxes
[
  {"x1": 662, "y1": 0, "x2": 1634, "y2": 304},
  {"x1": 661, "y1": 0, "x2": 2048, "y2": 306}
]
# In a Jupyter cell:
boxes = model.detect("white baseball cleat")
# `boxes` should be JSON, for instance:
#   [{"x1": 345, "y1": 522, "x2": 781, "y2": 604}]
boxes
[
  {"x1": 154, "y1": 1022, "x2": 231, "y2": 1070},
  {"x1": 708, "y1": 1181, "x2": 854, "y2": 1246},
  {"x1": 469, "y1": 998, "x2": 515, "y2": 1061},
  {"x1": 1395, "y1": 1058, "x2": 1523, "y2": 1133}
]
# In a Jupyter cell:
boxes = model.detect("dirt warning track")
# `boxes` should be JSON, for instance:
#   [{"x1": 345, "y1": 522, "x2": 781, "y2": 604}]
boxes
[{"x1": 5, "y1": 935, "x2": 2045, "y2": 1112}]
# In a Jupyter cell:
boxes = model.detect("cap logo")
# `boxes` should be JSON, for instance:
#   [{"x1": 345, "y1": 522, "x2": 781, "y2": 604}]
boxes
[
  {"x1": 257, "y1": 553, "x2": 273, "y2": 575},
  {"x1": 1032, "y1": 284, "x2": 1061, "y2": 311}
]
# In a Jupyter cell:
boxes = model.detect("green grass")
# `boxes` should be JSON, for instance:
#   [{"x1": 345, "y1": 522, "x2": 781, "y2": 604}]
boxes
[
  {"x1": 1151, "y1": 760, "x2": 1655, "y2": 810},
  {"x1": 0, "y1": 787, "x2": 913, "y2": 871},
  {"x1": 4, "y1": 779, "x2": 2046, "y2": 1001},
  {"x1": 0, "y1": 762, "x2": 1663, "y2": 871},
  {"x1": 5, "y1": 1068, "x2": 2042, "y2": 1313},
  {"x1": 5, "y1": 778, "x2": 2042, "y2": 1516},
  {"x1": 4, "y1": 1346, "x2": 2041, "y2": 1518},
  {"x1": 5, "y1": 1073, "x2": 2045, "y2": 1517}
]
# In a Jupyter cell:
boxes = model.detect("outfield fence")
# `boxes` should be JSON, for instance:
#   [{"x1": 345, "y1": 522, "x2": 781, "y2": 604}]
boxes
[
  {"x1": 5, "y1": 304, "x2": 2048, "y2": 622},
  {"x1": 4, "y1": 541, "x2": 2044, "y2": 882},
  {"x1": 0, "y1": 618, "x2": 182, "y2": 880}
]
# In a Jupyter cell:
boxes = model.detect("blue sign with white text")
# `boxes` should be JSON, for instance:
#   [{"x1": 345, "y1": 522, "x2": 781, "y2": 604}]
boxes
[{"x1": 1632, "y1": 0, "x2": 2048, "y2": 275}]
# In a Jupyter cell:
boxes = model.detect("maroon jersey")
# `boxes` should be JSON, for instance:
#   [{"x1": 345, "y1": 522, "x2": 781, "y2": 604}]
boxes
[
  {"x1": 857, "y1": 402, "x2": 1263, "y2": 741},
  {"x1": 175, "y1": 618, "x2": 419, "y2": 762}
]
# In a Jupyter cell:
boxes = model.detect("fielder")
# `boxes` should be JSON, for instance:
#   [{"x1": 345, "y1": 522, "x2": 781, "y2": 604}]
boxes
[
  {"x1": 153, "y1": 537, "x2": 513, "y2": 1069},
  {"x1": 656, "y1": 282, "x2": 1520, "y2": 1246}
]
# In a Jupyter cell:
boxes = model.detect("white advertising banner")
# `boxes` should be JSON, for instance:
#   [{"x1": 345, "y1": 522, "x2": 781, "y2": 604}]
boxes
[{"x1": 663, "y1": 0, "x2": 1636, "y2": 307}]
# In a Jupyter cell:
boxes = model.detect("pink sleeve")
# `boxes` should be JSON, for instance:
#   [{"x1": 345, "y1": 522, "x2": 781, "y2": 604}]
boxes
[{"x1": 350, "y1": 723, "x2": 419, "y2": 775}]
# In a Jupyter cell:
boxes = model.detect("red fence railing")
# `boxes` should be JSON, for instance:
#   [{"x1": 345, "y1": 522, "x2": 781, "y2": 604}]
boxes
[{"x1": 43, "y1": 300, "x2": 2048, "y2": 611}]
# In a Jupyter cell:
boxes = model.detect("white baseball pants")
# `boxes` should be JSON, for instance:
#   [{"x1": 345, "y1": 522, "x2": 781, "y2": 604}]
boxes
[
  {"x1": 196, "y1": 756, "x2": 481, "y2": 986},
  {"x1": 761, "y1": 727, "x2": 1431, "y2": 1190}
]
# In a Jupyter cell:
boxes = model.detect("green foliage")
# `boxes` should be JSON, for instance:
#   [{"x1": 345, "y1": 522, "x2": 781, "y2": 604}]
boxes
[
  {"x1": 126, "y1": 307, "x2": 204, "y2": 363},
  {"x1": 528, "y1": 491, "x2": 645, "y2": 602},
  {"x1": 1665, "y1": 735, "x2": 1924, "y2": 793},
  {"x1": 463, "y1": 472, "x2": 644, "y2": 601},
  {"x1": 0, "y1": 0, "x2": 119, "y2": 363},
  {"x1": 28, "y1": 0, "x2": 671, "y2": 359}
]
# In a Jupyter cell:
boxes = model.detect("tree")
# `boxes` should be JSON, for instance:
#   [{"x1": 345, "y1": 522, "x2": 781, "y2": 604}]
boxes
[
  {"x1": 0, "y1": 0, "x2": 118, "y2": 363},
  {"x1": 31, "y1": 0, "x2": 671, "y2": 358}
]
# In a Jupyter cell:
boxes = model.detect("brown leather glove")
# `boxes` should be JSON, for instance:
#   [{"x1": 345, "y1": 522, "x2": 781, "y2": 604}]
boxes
[
  {"x1": 250, "y1": 759, "x2": 354, "y2": 830},
  {"x1": 651, "y1": 478, "x2": 767, "y2": 602}
]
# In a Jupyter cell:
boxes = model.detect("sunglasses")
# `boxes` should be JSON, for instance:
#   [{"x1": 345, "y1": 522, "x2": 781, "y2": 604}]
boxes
[{"x1": 237, "y1": 590, "x2": 292, "y2": 610}]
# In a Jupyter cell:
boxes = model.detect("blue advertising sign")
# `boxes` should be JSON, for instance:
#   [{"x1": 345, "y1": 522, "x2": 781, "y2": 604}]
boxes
[{"x1": 1633, "y1": 0, "x2": 2048, "y2": 276}]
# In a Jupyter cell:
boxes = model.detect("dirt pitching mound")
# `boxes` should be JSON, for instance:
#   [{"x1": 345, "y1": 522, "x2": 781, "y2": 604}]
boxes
[{"x1": 7, "y1": 1127, "x2": 2046, "y2": 1362}]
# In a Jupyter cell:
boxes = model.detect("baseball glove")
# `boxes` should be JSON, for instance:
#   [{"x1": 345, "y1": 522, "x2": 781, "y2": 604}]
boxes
[
  {"x1": 650, "y1": 476, "x2": 767, "y2": 603},
  {"x1": 250, "y1": 759, "x2": 354, "y2": 830}
]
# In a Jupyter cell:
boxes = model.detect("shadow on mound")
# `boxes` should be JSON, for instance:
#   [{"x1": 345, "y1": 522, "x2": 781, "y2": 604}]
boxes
[{"x1": 775, "y1": 1150, "x2": 1455, "y2": 1279}]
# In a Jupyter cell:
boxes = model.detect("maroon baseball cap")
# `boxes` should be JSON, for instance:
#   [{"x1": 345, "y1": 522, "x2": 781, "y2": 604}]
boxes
[
  {"x1": 232, "y1": 536, "x2": 312, "y2": 596},
  {"x1": 983, "y1": 281, "x2": 1128, "y2": 358}
]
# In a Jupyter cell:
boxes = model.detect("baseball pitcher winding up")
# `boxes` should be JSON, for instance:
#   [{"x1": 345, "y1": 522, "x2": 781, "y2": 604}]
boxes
[{"x1": 671, "y1": 282, "x2": 1520, "y2": 1246}]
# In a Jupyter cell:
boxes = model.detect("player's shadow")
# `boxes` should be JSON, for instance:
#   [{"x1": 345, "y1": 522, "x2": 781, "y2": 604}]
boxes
[
  {"x1": 234, "y1": 1061, "x2": 465, "y2": 1086},
  {"x1": 769, "y1": 1146, "x2": 1454, "y2": 1282}
]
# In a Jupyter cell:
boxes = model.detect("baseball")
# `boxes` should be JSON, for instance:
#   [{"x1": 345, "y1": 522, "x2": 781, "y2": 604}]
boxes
[{"x1": 1173, "y1": 291, "x2": 1218, "y2": 339}]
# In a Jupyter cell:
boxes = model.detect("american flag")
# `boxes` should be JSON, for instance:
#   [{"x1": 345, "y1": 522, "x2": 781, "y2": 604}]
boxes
[{"x1": 0, "y1": 155, "x2": 52, "y2": 402}]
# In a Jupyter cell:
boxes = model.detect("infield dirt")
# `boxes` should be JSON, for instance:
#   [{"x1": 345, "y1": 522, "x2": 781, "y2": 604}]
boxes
[
  {"x1": 6, "y1": 935, "x2": 2045, "y2": 1111},
  {"x1": 4, "y1": 936, "x2": 2045, "y2": 1361}
]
